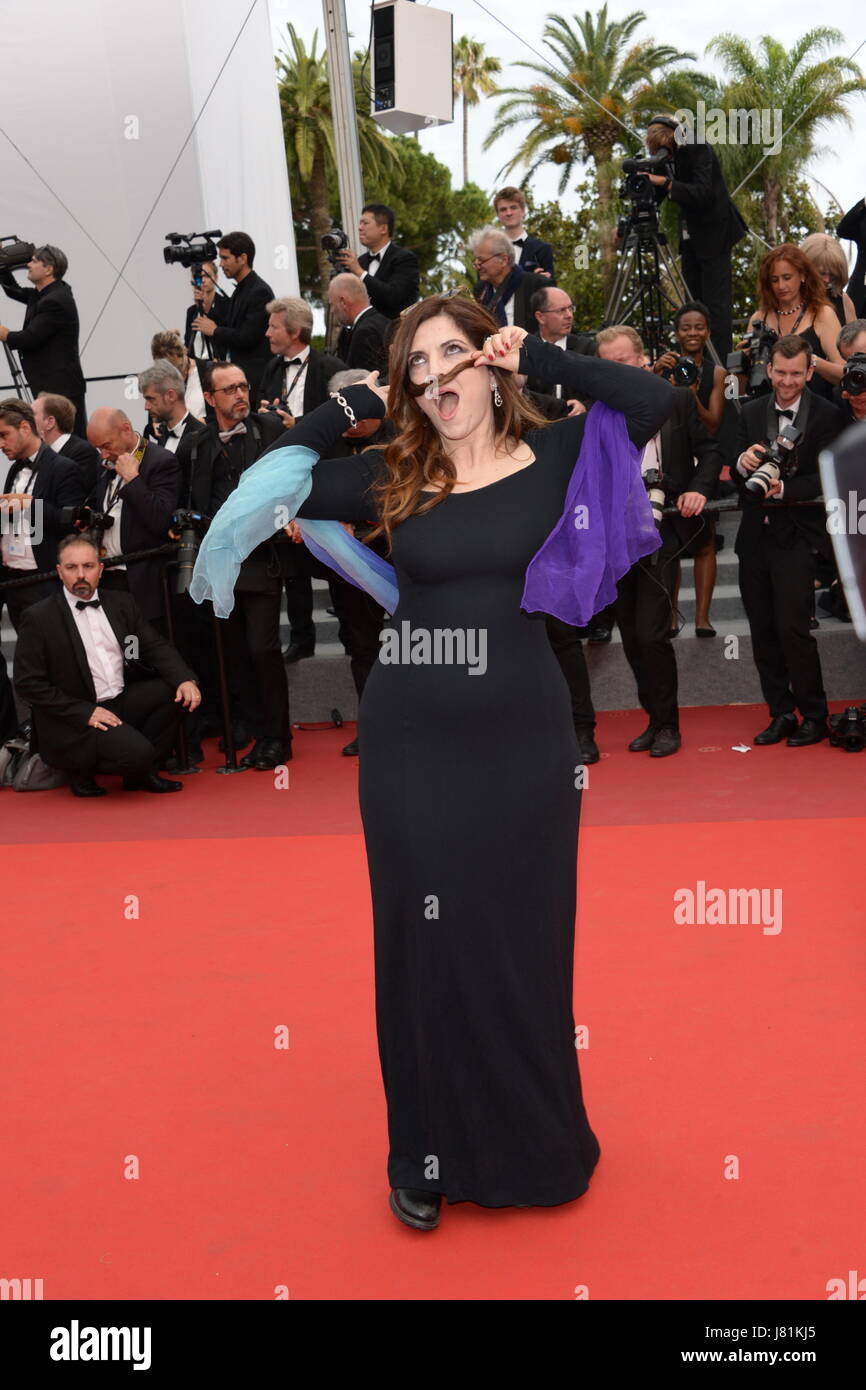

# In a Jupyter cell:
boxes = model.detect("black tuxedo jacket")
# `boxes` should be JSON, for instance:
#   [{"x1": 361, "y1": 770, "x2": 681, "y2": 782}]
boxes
[
  {"x1": 734, "y1": 391, "x2": 845, "y2": 556},
  {"x1": 359, "y1": 243, "x2": 419, "y2": 318},
  {"x1": 2, "y1": 443, "x2": 86, "y2": 573},
  {"x1": 89, "y1": 441, "x2": 178, "y2": 620},
  {"x1": 655, "y1": 388, "x2": 724, "y2": 556},
  {"x1": 211, "y1": 269, "x2": 274, "y2": 397},
  {"x1": 478, "y1": 268, "x2": 550, "y2": 333},
  {"x1": 142, "y1": 412, "x2": 207, "y2": 450},
  {"x1": 14, "y1": 587, "x2": 196, "y2": 763},
  {"x1": 526, "y1": 331, "x2": 596, "y2": 396},
  {"x1": 837, "y1": 200, "x2": 866, "y2": 317},
  {"x1": 258, "y1": 349, "x2": 347, "y2": 415},
  {"x1": 514, "y1": 234, "x2": 556, "y2": 282},
  {"x1": 0, "y1": 274, "x2": 86, "y2": 404},
  {"x1": 336, "y1": 308, "x2": 389, "y2": 375},
  {"x1": 56, "y1": 433, "x2": 100, "y2": 496},
  {"x1": 669, "y1": 142, "x2": 749, "y2": 256}
]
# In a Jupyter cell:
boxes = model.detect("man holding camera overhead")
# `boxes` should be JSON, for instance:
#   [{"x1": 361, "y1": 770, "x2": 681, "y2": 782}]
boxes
[
  {"x1": 0, "y1": 245, "x2": 88, "y2": 435},
  {"x1": 734, "y1": 335, "x2": 845, "y2": 747}
]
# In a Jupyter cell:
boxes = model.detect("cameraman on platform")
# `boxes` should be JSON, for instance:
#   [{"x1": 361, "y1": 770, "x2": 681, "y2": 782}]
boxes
[
  {"x1": 641, "y1": 115, "x2": 748, "y2": 361},
  {"x1": 0, "y1": 245, "x2": 87, "y2": 435},
  {"x1": 734, "y1": 335, "x2": 845, "y2": 747}
]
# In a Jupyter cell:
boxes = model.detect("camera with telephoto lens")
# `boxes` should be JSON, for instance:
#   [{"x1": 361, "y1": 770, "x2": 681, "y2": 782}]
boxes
[
  {"x1": 0, "y1": 235, "x2": 35, "y2": 271},
  {"x1": 172, "y1": 509, "x2": 206, "y2": 596},
  {"x1": 163, "y1": 231, "x2": 222, "y2": 269},
  {"x1": 726, "y1": 320, "x2": 777, "y2": 396},
  {"x1": 829, "y1": 704, "x2": 866, "y2": 752},
  {"x1": 658, "y1": 351, "x2": 699, "y2": 387},
  {"x1": 643, "y1": 467, "x2": 667, "y2": 527},
  {"x1": 56, "y1": 504, "x2": 113, "y2": 541},
  {"x1": 744, "y1": 422, "x2": 803, "y2": 497},
  {"x1": 841, "y1": 352, "x2": 866, "y2": 397},
  {"x1": 321, "y1": 224, "x2": 349, "y2": 273}
]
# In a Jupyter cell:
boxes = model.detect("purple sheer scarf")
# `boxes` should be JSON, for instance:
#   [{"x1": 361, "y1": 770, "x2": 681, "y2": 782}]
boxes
[{"x1": 520, "y1": 400, "x2": 660, "y2": 626}]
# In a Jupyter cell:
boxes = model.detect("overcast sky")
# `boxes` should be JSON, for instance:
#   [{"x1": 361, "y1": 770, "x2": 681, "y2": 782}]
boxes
[{"x1": 273, "y1": 0, "x2": 865, "y2": 236}]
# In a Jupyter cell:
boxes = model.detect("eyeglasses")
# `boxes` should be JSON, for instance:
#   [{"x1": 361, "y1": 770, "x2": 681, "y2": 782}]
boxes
[
  {"x1": 472, "y1": 253, "x2": 506, "y2": 268},
  {"x1": 211, "y1": 383, "x2": 249, "y2": 395},
  {"x1": 539, "y1": 305, "x2": 575, "y2": 313}
]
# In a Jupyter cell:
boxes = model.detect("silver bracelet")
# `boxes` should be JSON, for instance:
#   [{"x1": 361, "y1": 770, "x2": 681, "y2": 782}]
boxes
[{"x1": 333, "y1": 391, "x2": 357, "y2": 429}]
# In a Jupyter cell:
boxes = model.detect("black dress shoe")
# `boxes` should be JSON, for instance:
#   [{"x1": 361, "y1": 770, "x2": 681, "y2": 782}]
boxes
[
  {"x1": 240, "y1": 739, "x2": 292, "y2": 770},
  {"x1": 787, "y1": 718, "x2": 829, "y2": 747},
  {"x1": 282, "y1": 642, "x2": 315, "y2": 664},
  {"x1": 389, "y1": 1188, "x2": 442, "y2": 1231},
  {"x1": 576, "y1": 731, "x2": 600, "y2": 765},
  {"x1": 122, "y1": 773, "x2": 184, "y2": 792},
  {"x1": 628, "y1": 725, "x2": 658, "y2": 752},
  {"x1": 754, "y1": 713, "x2": 798, "y2": 745},
  {"x1": 586, "y1": 624, "x2": 612, "y2": 643},
  {"x1": 70, "y1": 776, "x2": 106, "y2": 798},
  {"x1": 341, "y1": 737, "x2": 359, "y2": 756},
  {"x1": 650, "y1": 726, "x2": 681, "y2": 757}
]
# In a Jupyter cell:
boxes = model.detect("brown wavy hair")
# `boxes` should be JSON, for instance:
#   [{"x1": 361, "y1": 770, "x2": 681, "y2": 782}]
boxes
[
  {"x1": 363, "y1": 294, "x2": 548, "y2": 552},
  {"x1": 757, "y1": 244, "x2": 829, "y2": 321}
]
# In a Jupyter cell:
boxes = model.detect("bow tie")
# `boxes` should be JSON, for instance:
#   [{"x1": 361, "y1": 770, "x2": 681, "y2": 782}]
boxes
[
  {"x1": 283, "y1": 357, "x2": 304, "y2": 366},
  {"x1": 777, "y1": 408, "x2": 795, "y2": 420},
  {"x1": 367, "y1": 252, "x2": 381, "y2": 264},
  {"x1": 75, "y1": 598, "x2": 101, "y2": 610},
  {"x1": 159, "y1": 427, "x2": 177, "y2": 440},
  {"x1": 218, "y1": 422, "x2": 247, "y2": 443},
  {"x1": 512, "y1": 237, "x2": 526, "y2": 247}
]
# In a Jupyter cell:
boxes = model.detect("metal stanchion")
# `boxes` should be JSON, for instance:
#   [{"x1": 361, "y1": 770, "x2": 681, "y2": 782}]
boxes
[{"x1": 160, "y1": 564, "x2": 198, "y2": 775}]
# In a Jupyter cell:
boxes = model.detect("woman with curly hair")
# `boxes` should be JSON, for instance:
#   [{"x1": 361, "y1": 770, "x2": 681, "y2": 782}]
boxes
[{"x1": 740, "y1": 243, "x2": 844, "y2": 400}]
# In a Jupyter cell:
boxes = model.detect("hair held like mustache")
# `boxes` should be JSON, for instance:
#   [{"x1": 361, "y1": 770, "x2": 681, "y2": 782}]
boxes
[{"x1": 405, "y1": 355, "x2": 492, "y2": 399}]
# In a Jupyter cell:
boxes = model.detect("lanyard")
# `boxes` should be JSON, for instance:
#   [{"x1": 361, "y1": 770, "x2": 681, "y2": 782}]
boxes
[{"x1": 284, "y1": 359, "x2": 308, "y2": 403}]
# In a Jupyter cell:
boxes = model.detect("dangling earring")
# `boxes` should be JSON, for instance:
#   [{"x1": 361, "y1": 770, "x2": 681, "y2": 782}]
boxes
[{"x1": 493, "y1": 381, "x2": 502, "y2": 408}]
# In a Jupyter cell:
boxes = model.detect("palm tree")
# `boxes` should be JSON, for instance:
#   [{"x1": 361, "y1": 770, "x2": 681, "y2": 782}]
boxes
[
  {"x1": 705, "y1": 29, "x2": 866, "y2": 244},
  {"x1": 276, "y1": 25, "x2": 399, "y2": 299},
  {"x1": 484, "y1": 6, "x2": 699, "y2": 293},
  {"x1": 453, "y1": 36, "x2": 501, "y2": 187}
]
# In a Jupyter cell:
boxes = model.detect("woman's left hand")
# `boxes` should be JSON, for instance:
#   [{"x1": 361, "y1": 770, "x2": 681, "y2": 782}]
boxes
[{"x1": 472, "y1": 326, "x2": 528, "y2": 375}]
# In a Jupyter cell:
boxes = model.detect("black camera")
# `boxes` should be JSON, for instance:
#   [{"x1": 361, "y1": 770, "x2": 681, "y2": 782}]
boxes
[
  {"x1": 56, "y1": 505, "x2": 113, "y2": 540},
  {"x1": 163, "y1": 231, "x2": 222, "y2": 269},
  {"x1": 0, "y1": 235, "x2": 35, "y2": 272},
  {"x1": 841, "y1": 352, "x2": 866, "y2": 397},
  {"x1": 726, "y1": 319, "x2": 777, "y2": 396},
  {"x1": 618, "y1": 150, "x2": 673, "y2": 223},
  {"x1": 744, "y1": 423, "x2": 803, "y2": 497},
  {"x1": 321, "y1": 224, "x2": 349, "y2": 272},
  {"x1": 261, "y1": 397, "x2": 290, "y2": 417},
  {"x1": 172, "y1": 509, "x2": 207, "y2": 596},
  {"x1": 643, "y1": 467, "x2": 667, "y2": 527},
  {"x1": 829, "y1": 705, "x2": 866, "y2": 752},
  {"x1": 659, "y1": 353, "x2": 699, "y2": 388}
]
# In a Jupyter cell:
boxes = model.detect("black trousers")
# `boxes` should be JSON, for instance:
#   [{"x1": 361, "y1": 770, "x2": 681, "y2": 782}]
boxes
[
  {"x1": 615, "y1": 530, "x2": 681, "y2": 730},
  {"x1": 680, "y1": 240, "x2": 734, "y2": 362},
  {"x1": 545, "y1": 615, "x2": 596, "y2": 733},
  {"x1": 283, "y1": 546, "x2": 317, "y2": 650},
  {"x1": 1, "y1": 567, "x2": 57, "y2": 631},
  {"x1": 224, "y1": 587, "x2": 290, "y2": 744},
  {"x1": 48, "y1": 679, "x2": 181, "y2": 777},
  {"x1": 738, "y1": 535, "x2": 828, "y2": 721}
]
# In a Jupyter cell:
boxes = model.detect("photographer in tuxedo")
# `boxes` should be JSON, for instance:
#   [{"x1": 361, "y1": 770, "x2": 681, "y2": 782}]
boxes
[
  {"x1": 191, "y1": 233, "x2": 273, "y2": 399},
  {"x1": 836, "y1": 321, "x2": 866, "y2": 425},
  {"x1": 33, "y1": 392, "x2": 100, "y2": 496},
  {"x1": 734, "y1": 335, "x2": 845, "y2": 746},
  {"x1": 470, "y1": 227, "x2": 548, "y2": 331},
  {"x1": 642, "y1": 116, "x2": 748, "y2": 360},
  {"x1": 184, "y1": 260, "x2": 224, "y2": 363},
  {"x1": 494, "y1": 186, "x2": 556, "y2": 281},
  {"x1": 597, "y1": 327, "x2": 722, "y2": 758},
  {"x1": 14, "y1": 534, "x2": 199, "y2": 797},
  {"x1": 139, "y1": 362, "x2": 206, "y2": 451},
  {"x1": 0, "y1": 399, "x2": 85, "y2": 628},
  {"x1": 86, "y1": 408, "x2": 178, "y2": 630},
  {"x1": 0, "y1": 245, "x2": 87, "y2": 435},
  {"x1": 335, "y1": 204, "x2": 419, "y2": 320},
  {"x1": 175, "y1": 360, "x2": 289, "y2": 768},
  {"x1": 328, "y1": 275, "x2": 388, "y2": 376}
]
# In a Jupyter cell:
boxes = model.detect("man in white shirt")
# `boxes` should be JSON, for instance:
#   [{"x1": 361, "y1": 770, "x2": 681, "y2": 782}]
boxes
[
  {"x1": 334, "y1": 203, "x2": 420, "y2": 319},
  {"x1": 32, "y1": 392, "x2": 100, "y2": 495},
  {"x1": 14, "y1": 534, "x2": 200, "y2": 796},
  {"x1": 493, "y1": 185, "x2": 555, "y2": 280},
  {"x1": 139, "y1": 361, "x2": 203, "y2": 451}
]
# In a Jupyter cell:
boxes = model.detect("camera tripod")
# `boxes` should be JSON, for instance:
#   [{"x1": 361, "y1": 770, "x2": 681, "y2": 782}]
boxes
[
  {"x1": 2, "y1": 341, "x2": 31, "y2": 400},
  {"x1": 602, "y1": 215, "x2": 724, "y2": 370}
]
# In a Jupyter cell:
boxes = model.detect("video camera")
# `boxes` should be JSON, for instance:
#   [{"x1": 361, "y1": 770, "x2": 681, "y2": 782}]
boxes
[
  {"x1": 163, "y1": 231, "x2": 222, "y2": 270},
  {"x1": 744, "y1": 422, "x2": 803, "y2": 498},
  {"x1": 0, "y1": 235, "x2": 35, "y2": 272},
  {"x1": 726, "y1": 320, "x2": 777, "y2": 396},
  {"x1": 320, "y1": 224, "x2": 349, "y2": 274},
  {"x1": 616, "y1": 150, "x2": 674, "y2": 236},
  {"x1": 841, "y1": 352, "x2": 866, "y2": 397}
]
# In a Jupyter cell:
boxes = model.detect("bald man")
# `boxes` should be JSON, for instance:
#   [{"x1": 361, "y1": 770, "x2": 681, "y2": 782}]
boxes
[
  {"x1": 86, "y1": 407, "x2": 178, "y2": 627},
  {"x1": 328, "y1": 274, "x2": 389, "y2": 376}
]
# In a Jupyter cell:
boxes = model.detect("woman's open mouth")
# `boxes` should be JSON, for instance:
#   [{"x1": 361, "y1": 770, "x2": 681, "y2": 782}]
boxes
[{"x1": 436, "y1": 391, "x2": 460, "y2": 421}]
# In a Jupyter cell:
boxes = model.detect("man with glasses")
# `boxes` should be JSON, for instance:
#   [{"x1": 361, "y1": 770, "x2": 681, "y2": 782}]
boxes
[
  {"x1": 469, "y1": 226, "x2": 548, "y2": 332},
  {"x1": 176, "y1": 360, "x2": 290, "y2": 768}
]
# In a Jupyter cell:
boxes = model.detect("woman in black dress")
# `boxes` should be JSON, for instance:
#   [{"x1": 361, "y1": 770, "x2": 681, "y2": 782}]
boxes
[
  {"x1": 740, "y1": 244, "x2": 844, "y2": 401},
  {"x1": 194, "y1": 296, "x2": 674, "y2": 1230}
]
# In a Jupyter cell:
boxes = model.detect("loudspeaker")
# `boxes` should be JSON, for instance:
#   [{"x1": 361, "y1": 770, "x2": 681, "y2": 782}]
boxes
[{"x1": 371, "y1": 0, "x2": 453, "y2": 136}]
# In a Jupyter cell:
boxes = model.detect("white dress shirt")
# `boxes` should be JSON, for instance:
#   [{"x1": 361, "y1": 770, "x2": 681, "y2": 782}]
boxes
[
  {"x1": 509, "y1": 234, "x2": 527, "y2": 264},
  {"x1": 284, "y1": 345, "x2": 311, "y2": 420},
  {"x1": 185, "y1": 361, "x2": 206, "y2": 422},
  {"x1": 363, "y1": 241, "x2": 390, "y2": 281},
  {"x1": 640, "y1": 433, "x2": 662, "y2": 477},
  {"x1": 159, "y1": 412, "x2": 191, "y2": 454},
  {"x1": 1, "y1": 456, "x2": 39, "y2": 570},
  {"x1": 53, "y1": 432, "x2": 71, "y2": 454},
  {"x1": 100, "y1": 434, "x2": 143, "y2": 570},
  {"x1": 63, "y1": 586, "x2": 125, "y2": 701}
]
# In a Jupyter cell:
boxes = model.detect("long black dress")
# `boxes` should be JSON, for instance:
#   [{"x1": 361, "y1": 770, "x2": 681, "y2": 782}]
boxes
[{"x1": 289, "y1": 336, "x2": 674, "y2": 1206}]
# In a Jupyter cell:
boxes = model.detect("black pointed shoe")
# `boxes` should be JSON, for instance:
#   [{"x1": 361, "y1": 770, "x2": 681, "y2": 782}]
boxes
[
  {"x1": 787, "y1": 718, "x2": 829, "y2": 747},
  {"x1": 649, "y1": 726, "x2": 681, "y2": 758},
  {"x1": 389, "y1": 1188, "x2": 442, "y2": 1231},
  {"x1": 70, "y1": 776, "x2": 106, "y2": 798},
  {"x1": 576, "y1": 731, "x2": 600, "y2": 765},
  {"x1": 628, "y1": 725, "x2": 658, "y2": 752},
  {"x1": 341, "y1": 737, "x2": 359, "y2": 756},
  {"x1": 754, "y1": 714, "x2": 798, "y2": 745},
  {"x1": 122, "y1": 773, "x2": 184, "y2": 792}
]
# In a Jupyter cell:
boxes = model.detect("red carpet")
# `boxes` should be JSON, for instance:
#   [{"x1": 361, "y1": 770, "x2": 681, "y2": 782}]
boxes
[{"x1": 2, "y1": 703, "x2": 863, "y2": 1300}]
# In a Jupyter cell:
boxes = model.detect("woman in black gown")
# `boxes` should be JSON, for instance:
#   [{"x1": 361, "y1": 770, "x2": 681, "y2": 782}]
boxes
[{"x1": 199, "y1": 297, "x2": 674, "y2": 1229}]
